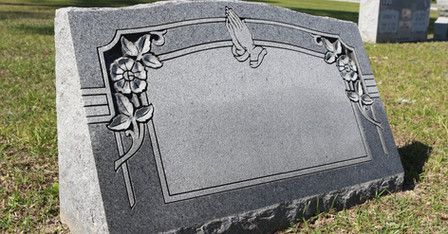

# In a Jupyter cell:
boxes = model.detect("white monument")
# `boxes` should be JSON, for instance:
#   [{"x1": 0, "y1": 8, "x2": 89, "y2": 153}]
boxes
[{"x1": 359, "y1": 0, "x2": 431, "y2": 43}]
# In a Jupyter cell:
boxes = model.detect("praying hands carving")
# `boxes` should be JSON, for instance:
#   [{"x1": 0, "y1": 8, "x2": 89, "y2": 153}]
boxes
[{"x1": 225, "y1": 7, "x2": 267, "y2": 68}]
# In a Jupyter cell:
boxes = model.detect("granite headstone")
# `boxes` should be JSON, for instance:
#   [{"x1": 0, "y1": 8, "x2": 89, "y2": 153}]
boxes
[
  {"x1": 435, "y1": 0, "x2": 448, "y2": 40},
  {"x1": 55, "y1": 1, "x2": 404, "y2": 233},
  {"x1": 359, "y1": 0, "x2": 431, "y2": 43}
]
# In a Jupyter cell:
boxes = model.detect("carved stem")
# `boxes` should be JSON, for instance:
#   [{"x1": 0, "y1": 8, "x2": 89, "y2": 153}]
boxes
[
  {"x1": 344, "y1": 81, "x2": 351, "y2": 91},
  {"x1": 357, "y1": 101, "x2": 382, "y2": 129},
  {"x1": 114, "y1": 122, "x2": 146, "y2": 170},
  {"x1": 114, "y1": 132, "x2": 136, "y2": 208},
  {"x1": 121, "y1": 162, "x2": 135, "y2": 208},
  {"x1": 140, "y1": 91, "x2": 149, "y2": 106},
  {"x1": 371, "y1": 105, "x2": 388, "y2": 155},
  {"x1": 132, "y1": 118, "x2": 139, "y2": 138}
]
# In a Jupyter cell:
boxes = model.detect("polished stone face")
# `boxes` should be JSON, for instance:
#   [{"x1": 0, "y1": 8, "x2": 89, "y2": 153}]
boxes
[
  {"x1": 359, "y1": 0, "x2": 431, "y2": 43},
  {"x1": 147, "y1": 47, "x2": 374, "y2": 202},
  {"x1": 55, "y1": 1, "x2": 404, "y2": 233}
]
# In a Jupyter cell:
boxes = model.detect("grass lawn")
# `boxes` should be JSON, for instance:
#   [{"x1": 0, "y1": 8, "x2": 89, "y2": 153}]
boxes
[{"x1": 0, "y1": 0, "x2": 447, "y2": 232}]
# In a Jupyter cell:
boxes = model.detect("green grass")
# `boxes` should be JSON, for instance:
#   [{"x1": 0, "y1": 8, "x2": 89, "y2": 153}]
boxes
[
  {"x1": 0, "y1": 0, "x2": 447, "y2": 232},
  {"x1": 252, "y1": 0, "x2": 360, "y2": 22}
]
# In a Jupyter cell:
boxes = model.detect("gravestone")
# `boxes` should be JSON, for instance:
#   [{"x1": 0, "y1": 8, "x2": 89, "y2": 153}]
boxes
[
  {"x1": 435, "y1": 0, "x2": 448, "y2": 40},
  {"x1": 55, "y1": 1, "x2": 404, "y2": 233},
  {"x1": 359, "y1": 0, "x2": 431, "y2": 43},
  {"x1": 438, "y1": 0, "x2": 448, "y2": 16}
]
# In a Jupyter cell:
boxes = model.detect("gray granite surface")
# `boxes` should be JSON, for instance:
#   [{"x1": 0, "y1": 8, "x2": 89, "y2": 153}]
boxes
[
  {"x1": 55, "y1": 9, "x2": 108, "y2": 233},
  {"x1": 168, "y1": 174, "x2": 403, "y2": 233},
  {"x1": 359, "y1": 0, "x2": 431, "y2": 43},
  {"x1": 55, "y1": 0, "x2": 404, "y2": 233}
]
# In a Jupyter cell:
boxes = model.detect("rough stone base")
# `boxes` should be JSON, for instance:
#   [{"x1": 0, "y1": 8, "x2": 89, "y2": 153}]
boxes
[{"x1": 168, "y1": 173, "x2": 404, "y2": 234}]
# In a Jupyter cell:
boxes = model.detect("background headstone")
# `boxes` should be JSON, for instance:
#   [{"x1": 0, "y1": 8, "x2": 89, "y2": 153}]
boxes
[
  {"x1": 56, "y1": 1, "x2": 404, "y2": 233},
  {"x1": 435, "y1": 0, "x2": 448, "y2": 40},
  {"x1": 438, "y1": 0, "x2": 448, "y2": 17},
  {"x1": 359, "y1": 0, "x2": 431, "y2": 43}
]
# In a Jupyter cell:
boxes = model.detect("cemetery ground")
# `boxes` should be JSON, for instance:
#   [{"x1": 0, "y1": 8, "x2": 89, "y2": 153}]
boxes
[{"x1": 0, "y1": 0, "x2": 447, "y2": 232}]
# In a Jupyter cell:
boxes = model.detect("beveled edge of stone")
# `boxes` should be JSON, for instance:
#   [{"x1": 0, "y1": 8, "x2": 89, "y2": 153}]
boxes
[
  {"x1": 167, "y1": 173, "x2": 404, "y2": 234},
  {"x1": 55, "y1": 9, "x2": 108, "y2": 234}
]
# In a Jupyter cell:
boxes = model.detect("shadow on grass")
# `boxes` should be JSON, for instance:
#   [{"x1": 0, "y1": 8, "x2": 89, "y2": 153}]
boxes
[
  {"x1": 280, "y1": 142, "x2": 433, "y2": 232},
  {"x1": 398, "y1": 141, "x2": 432, "y2": 190}
]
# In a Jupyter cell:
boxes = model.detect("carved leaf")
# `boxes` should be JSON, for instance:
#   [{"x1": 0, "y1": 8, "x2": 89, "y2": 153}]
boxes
[
  {"x1": 323, "y1": 38, "x2": 335, "y2": 52},
  {"x1": 136, "y1": 34, "x2": 151, "y2": 56},
  {"x1": 350, "y1": 59, "x2": 358, "y2": 72},
  {"x1": 357, "y1": 81, "x2": 364, "y2": 96},
  {"x1": 324, "y1": 51, "x2": 336, "y2": 64},
  {"x1": 135, "y1": 104, "x2": 154, "y2": 123},
  {"x1": 107, "y1": 114, "x2": 132, "y2": 131},
  {"x1": 334, "y1": 40, "x2": 342, "y2": 55},
  {"x1": 121, "y1": 37, "x2": 139, "y2": 57},
  {"x1": 347, "y1": 91, "x2": 360, "y2": 102},
  {"x1": 361, "y1": 94, "x2": 374, "y2": 106},
  {"x1": 142, "y1": 53, "x2": 162, "y2": 68},
  {"x1": 115, "y1": 93, "x2": 134, "y2": 116}
]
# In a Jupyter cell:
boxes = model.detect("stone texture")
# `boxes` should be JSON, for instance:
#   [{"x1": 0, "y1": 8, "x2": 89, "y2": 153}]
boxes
[
  {"x1": 169, "y1": 173, "x2": 404, "y2": 234},
  {"x1": 359, "y1": 0, "x2": 431, "y2": 43},
  {"x1": 55, "y1": 0, "x2": 404, "y2": 233},
  {"x1": 55, "y1": 9, "x2": 108, "y2": 233}
]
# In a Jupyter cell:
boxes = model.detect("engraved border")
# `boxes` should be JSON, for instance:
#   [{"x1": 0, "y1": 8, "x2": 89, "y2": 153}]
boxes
[
  {"x1": 147, "y1": 44, "x2": 372, "y2": 203},
  {"x1": 92, "y1": 17, "x2": 376, "y2": 204}
]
